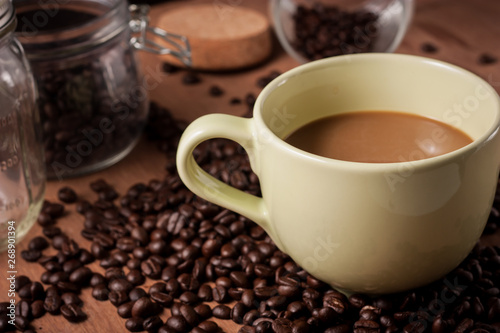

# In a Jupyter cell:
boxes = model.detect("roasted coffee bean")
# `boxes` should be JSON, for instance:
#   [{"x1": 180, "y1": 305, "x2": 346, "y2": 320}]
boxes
[
  {"x1": 243, "y1": 309, "x2": 260, "y2": 325},
  {"x1": 421, "y1": 42, "x2": 438, "y2": 54},
  {"x1": 230, "y1": 97, "x2": 242, "y2": 105},
  {"x1": 15, "y1": 300, "x2": 31, "y2": 319},
  {"x1": 109, "y1": 278, "x2": 133, "y2": 293},
  {"x1": 15, "y1": 275, "x2": 31, "y2": 291},
  {"x1": 109, "y1": 290, "x2": 130, "y2": 307},
  {"x1": 212, "y1": 304, "x2": 231, "y2": 319},
  {"x1": 151, "y1": 292, "x2": 173, "y2": 307},
  {"x1": 197, "y1": 320, "x2": 220, "y2": 333},
  {"x1": 118, "y1": 301, "x2": 135, "y2": 318},
  {"x1": 60, "y1": 303, "x2": 86, "y2": 322},
  {"x1": 58, "y1": 186, "x2": 78, "y2": 203},
  {"x1": 144, "y1": 315, "x2": 164, "y2": 332},
  {"x1": 212, "y1": 285, "x2": 229, "y2": 303},
  {"x1": 231, "y1": 302, "x2": 246, "y2": 324},
  {"x1": 478, "y1": 53, "x2": 498, "y2": 65},
  {"x1": 179, "y1": 291, "x2": 199, "y2": 305},
  {"x1": 127, "y1": 270, "x2": 145, "y2": 286},
  {"x1": 92, "y1": 284, "x2": 110, "y2": 301},
  {"x1": 69, "y1": 266, "x2": 92, "y2": 285},
  {"x1": 325, "y1": 324, "x2": 350, "y2": 333},
  {"x1": 141, "y1": 258, "x2": 163, "y2": 279},
  {"x1": 14, "y1": 316, "x2": 29, "y2": 331},
  {"x1": 125, "y1": 317, "x2": 144, "y2": 332},
  {"x1": 61, "y1": 292, "x2": 82, "y2": 306},
  {"x1": 182, "y1": 72, "x2": 201, "y2": 85},
  {"x1": 90, "y1": 273, "x2": 106, "y2": 287},
  {"x1": 165, "y1": 315, "x2": 189, "y2": 332},
  {"x1": 194, "y1": 303, "x2": 212, "y2": 320},
  {"x1": 31, "y1": 300, "x2": 46, "y2": 318},
  {"x1": 209, "y1": 85, "x2": 224, "y2": 97},
  {"x1": 130, "y1": 288, "x2": 148, "y2": 302},
  {"x1": 180, "y1": 303, "x2": 200, "y2": 327},
  {"x1": 44, "y1": 292, "x2": 62, "y2": 314},
  {"x1": 44, "y1": 202, "x2": 65, "y2": 218},
  {"x1": 132, "y1": 297, "x2": 156, "y2": 318},
  {"x1": 43, "y1": 225, "x2": 62, "y2": 239},
  {"x1": 29, "y1": 236, "x2": 49, "y2": 251},
  {"x1": 272, "y1": 318, "x2": 294, "y2": 333},
  {"x1": 21, "y1": 249, "x2": 42, "y2": 262}
]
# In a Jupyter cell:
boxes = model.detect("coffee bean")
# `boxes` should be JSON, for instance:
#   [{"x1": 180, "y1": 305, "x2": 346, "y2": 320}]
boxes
[
  {"x1": 61, "y1": 303, "x2": 86, "y2": 322},
  {"x1": 31, "y1": 300, "x2": 46, "y2": 318},
  {"x1": 231, "y1": 302, "x2": 246, "y2": 324},
  {"x1": 272, "y1": 318, "x2": 293, "y2": 333},
  {"x1": 478, "y1": 53, "x2": 498, "y2": 65},
  {"x1": 15, "y1": 316, "x2": 29, "y2": 331},
  {"x1": 194, "y1": 304, "x2": 212, "y2": 320},
  {"x1": 212, "y1": 285, "x2": 229, "y2": 303},
  {"x1": 180, "y1": 303, "x2": 200, "y2": 327},
  {"x1": 243, "y1": 309, "x2": 259, "y2": 325},
  {"x1": 92, "y1": 284, "x2": 110, "y2": 301},
  {"x1": 209, "y1": 85, "x2": 224, "y2": 97},
  {"x1": 198, "y1": 320, "x2": 220, "y2": 333},
  {"x1": 125, "y1": 317, "x2": 144, "y2": 332},
  {"x1": 230, "y1": 97, "x2": 242, "y2": 105},
  {"x1": 118, "y1": 301, "x2": 135, "y2": 318},
  {"x1": 144, "y1": 315, "x2": 164, "y2": 332},
  {"x1": 109, "y1": 278, "x2": 133, "y2": 293},
  {"x1": 421, "y1": 42, "x2": 439, "y2": 54},
  {"x1": 15, "y1": 276, "x2": 31, "y2": 291},
  {"x1": 132, "y1": 297, "x2": 156, "y2": 318},
  {"x1": 130, "y1": 288, "x2": 148, "y2": 302},
  {"x1": 21, "y1": 249, "x2": 42, "y2": 262},
  {"x1": 58, "y1": 186, "x2": 78, "y2": 203},
  {"x1": 179, "y1": 291, "x2": 199, "y2": 305},
  {"x1": 69, "y1": 266, "x2": 92, "y2": 285},
  {"x1": 61, "y1": 292, "x2": 82, "y2": 306},
  {"x1": 182, "y1": 72, "x2": 201, "y2": 85},
  {"x1": 165, "y1": 315, "x2": 189, "y2": 332},
  {"x1": 28, "y1": 236, "x2": 49, "y2": 251},
  {"x1": 44, "y1": 202, "x2": 65, "y2": 218},
  {"x1": 212, "y1": 304, "x2": 231, "y2": 319}
]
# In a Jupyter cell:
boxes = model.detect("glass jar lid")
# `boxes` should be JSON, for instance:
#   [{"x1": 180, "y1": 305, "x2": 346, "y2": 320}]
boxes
[{"x1": 0, "y1": 0, "x2": 15, "y2": 37}]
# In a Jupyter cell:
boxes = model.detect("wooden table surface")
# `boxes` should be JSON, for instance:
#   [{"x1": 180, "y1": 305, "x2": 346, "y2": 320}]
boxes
[{"x1": 2, "y1": 0, "x2": 500, "y2": 332}]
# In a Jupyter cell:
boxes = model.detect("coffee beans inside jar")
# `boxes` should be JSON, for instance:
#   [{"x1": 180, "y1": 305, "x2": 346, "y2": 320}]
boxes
[
  {"x1": 292, "y1": 3, "x2": 380, "y2": 60},
  {"x1": 14, "y1": 0, "x2": 149, "y2": 180}
]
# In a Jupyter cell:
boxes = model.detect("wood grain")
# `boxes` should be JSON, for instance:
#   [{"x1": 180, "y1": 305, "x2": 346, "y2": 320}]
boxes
[{"x1": 1, "y1": 0, "x2": 500, "y2": 332}]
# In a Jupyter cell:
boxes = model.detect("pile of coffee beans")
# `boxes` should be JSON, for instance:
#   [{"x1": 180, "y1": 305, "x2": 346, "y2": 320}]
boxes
[
  {"x1": 292, "y1": 4, "x2": 379, "y2": 60},
  {"x1": 35, "y1": 45, "x2": 149, "y2": 180},
  {"x1": 2, "y1": 103, "x2": 499, "y2": 333}
]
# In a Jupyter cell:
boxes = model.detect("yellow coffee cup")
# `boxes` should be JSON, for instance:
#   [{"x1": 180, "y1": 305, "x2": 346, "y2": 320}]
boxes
[{"x1": 176, "y1": 54, "x2": 500, "y2": 295}]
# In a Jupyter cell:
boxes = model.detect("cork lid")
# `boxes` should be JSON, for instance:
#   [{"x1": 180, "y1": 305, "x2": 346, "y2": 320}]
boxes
[{"x1": 157, "y1": 3, "x2": 272, "y2": 71}]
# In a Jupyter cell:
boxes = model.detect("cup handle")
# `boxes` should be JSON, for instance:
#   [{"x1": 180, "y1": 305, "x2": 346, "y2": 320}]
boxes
[{"x1": 176, "y1": 114, "x2": 272, "y2": 234}]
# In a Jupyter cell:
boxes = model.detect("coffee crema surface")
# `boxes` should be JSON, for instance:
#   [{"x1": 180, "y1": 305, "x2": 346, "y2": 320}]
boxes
[{"x1": 284, "y1": 111, "x2": 473, "y2": 163}]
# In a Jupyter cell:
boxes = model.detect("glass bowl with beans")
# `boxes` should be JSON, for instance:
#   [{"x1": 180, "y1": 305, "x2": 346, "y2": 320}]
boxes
[{"x1": 270, "y1": 0, "x2": 414, "y2": 63}]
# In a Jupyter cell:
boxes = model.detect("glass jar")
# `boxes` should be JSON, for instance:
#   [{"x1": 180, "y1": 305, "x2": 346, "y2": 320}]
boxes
[
  {"x1": 13, "y1": 0, "x2": 190, "y2": 179},
  {"x1": 0, "y1": 0, "x2": 45, "y2": 252},
  {"x1": 271, "y1": 0, "x2": 414, "y2": 63}
]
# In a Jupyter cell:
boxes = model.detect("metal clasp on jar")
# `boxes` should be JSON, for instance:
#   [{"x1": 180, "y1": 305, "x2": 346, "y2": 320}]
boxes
[{"x1": 129, "y1": 4, "x2": 192, "y2": 66}]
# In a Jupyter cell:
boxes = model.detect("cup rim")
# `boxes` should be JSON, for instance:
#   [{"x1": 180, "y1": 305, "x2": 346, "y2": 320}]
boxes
[{"x1": 254, "y1": 53, "x2": 500, "y2": 170}]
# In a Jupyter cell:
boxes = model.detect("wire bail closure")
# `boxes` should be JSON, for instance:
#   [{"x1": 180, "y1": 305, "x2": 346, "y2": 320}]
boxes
[{"x1": 129, "y1": 4, "x2": 192, "y2": 67}]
